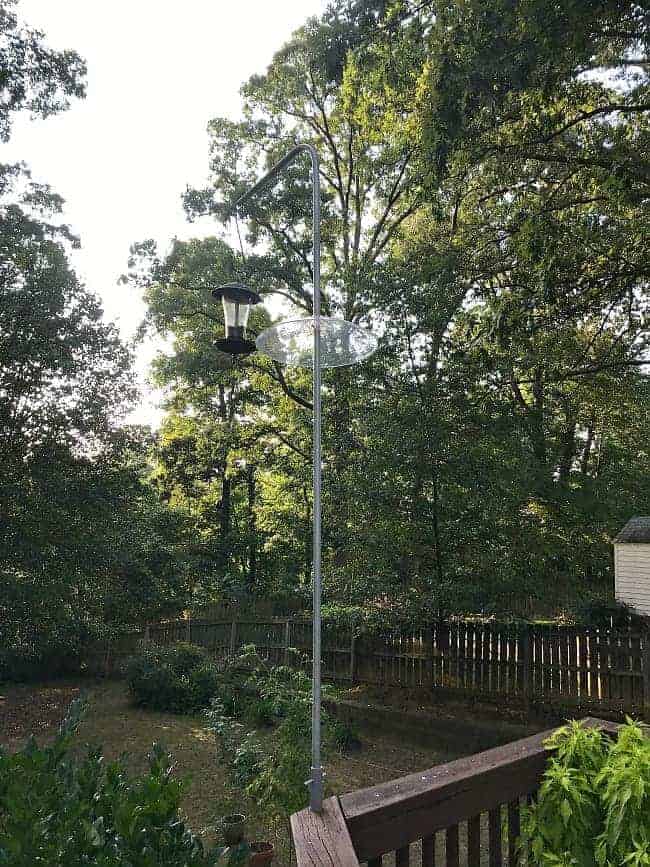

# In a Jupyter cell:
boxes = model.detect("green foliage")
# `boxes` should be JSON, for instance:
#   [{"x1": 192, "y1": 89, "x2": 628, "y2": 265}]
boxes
[
  {"x1": 0, "y1": 0, "x2": 86, "y2": 142},
  {"x1": 1, "y1": 7, "x2": 194, "y2": 680},
  {"x1": 163, "y1": 642, "x2": 213, "y2": 676},
  {"x1": 575, "y1": 599, "x2": 646, "y2": 630},
  {"x1": 1, "y1": 439, "x2": 194, "y2": 682},
  {"x1": 246, "y1": 704, "x2": 312, "y2": 819},
  {"x1": 524, "y1": 719, "x2": 650, "y2": 865},
  {"x1": 205, "y1": 646, "x2": 358, "y2": 821},
  {"x1": 126, "y1": 644, "x2": 220, "y2": 714},
  {"x1": 0, "y1": 698, "x2": 219, "y2": 866},
  {"x1": 207, "y1": 704, "x2": 264, "y2": 788},
  {"x1": 127, "y1": 0, "x2": 650, "y2": 619}
]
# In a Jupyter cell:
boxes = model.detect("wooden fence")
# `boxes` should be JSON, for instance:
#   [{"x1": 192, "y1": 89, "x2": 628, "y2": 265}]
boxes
[{"x1": 141, "y1": 617, "x2": 650, "y2": 714}]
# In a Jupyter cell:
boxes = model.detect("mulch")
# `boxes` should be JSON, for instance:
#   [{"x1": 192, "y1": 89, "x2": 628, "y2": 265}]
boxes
[{"x1": 0, "y1": 683, "x2": 81, "y2": 750}]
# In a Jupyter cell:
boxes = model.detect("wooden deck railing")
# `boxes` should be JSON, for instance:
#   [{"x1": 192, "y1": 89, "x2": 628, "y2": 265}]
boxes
[{"x1": 291, "y1": 717, "x2": 620, "y2": 867}]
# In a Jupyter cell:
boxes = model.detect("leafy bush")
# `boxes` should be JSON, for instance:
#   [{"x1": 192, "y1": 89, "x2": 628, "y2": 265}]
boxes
[
  {"x1": 0, "y1": 699, "x2": 218, "y2": 866},
  {"x1": 524, "y1": 719, "x2": 650, "y2": 865},
  {"x1": 575, "y1": 597, "x2": 646, "y2": 629},
  {"x1": 165, "y1": 642, "x2": 212, "y2": 676},
  {"x1": 126, "y1": 643, "x2": 219, "y2": 713},
  {"x1": 0, "y1": 587, "x2": 102, "y2": 682},
  {"x1": 205, "y1": 645, "x2": 360, "y2": 821},
  {"x1": 246, "y1": 703, "x2": 313, "y2": 819},
  {"x1": 216, "y1": 644, "x2": 314, "y2": 725},
  {"x1": 206, "y1": 699, "x2": 264, "y2": 788},
  {"x1": 189, "y1": 663, "x2": 221, "y2": 708}
]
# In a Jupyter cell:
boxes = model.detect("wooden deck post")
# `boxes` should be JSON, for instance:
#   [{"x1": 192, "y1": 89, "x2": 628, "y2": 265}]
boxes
[{"x1": 291, "y1": 797, "x2": 360, "y2": 867}]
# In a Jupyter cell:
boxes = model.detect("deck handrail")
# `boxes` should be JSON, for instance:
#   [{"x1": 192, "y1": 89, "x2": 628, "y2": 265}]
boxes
[
  {"x1": 291, "y1": 717, "x2": 620, "y2": 866},
  {"x1": 290, "y1": 796, "x2": 360, "y2": 867}
]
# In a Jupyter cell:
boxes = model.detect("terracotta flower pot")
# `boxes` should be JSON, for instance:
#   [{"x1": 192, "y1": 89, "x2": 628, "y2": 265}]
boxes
[
  {"x1": 249, "y1": 841, "x2": 274, "y2": 866},
  {"x1": 221, "y1": 813, "x2": 246, "y2": 845}
]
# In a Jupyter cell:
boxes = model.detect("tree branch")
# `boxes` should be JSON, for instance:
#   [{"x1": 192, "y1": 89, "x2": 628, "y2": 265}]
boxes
[{"x1": 246, "y1": 360, "x2": 313, "y2": 410}]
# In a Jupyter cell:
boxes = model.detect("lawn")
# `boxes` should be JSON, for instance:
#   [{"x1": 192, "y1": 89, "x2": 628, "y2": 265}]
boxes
[{"x1": 0, "y1": 679, "x2": 461, "y2": 863}]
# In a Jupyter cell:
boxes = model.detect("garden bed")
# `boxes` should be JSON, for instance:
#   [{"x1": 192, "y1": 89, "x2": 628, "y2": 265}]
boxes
[
  {"x1": 7, "y1": 679, "x2": 594, "y2": 864},
  {"x1": 0, "y1": 682, "x2": 82, "y2": 752},
  {"x1": 0, "y1": 680, "x2": 466, "y2": 863},
  {"x1": 326, "y1": 693, "x2": 539, "y2": 753}
]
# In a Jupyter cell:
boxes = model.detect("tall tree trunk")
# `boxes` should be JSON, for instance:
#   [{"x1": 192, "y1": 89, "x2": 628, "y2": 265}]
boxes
[
  {"x1": 221, "y1": 474, "x2": 231, "y2": 538},
  {"x1": 530, "y1": 367, "x2": 547, "y2": 466},
  {"x1": 580, "y1": 420, "x2": 595, "y2": 476},
  {"x1": 558, "y1": 415, "x2": 577, "y2": 483},
  {"x1": 431, "y1": 466, "x2": 444, "y2": 586},
  {"x1": 247, "y1": 464, "x2": 257, "y2": 589}
]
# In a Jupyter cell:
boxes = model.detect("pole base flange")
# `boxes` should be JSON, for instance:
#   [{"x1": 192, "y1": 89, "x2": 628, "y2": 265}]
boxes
[{"x1": 308, "y1": 766, "x2": 324, "y2": 813}]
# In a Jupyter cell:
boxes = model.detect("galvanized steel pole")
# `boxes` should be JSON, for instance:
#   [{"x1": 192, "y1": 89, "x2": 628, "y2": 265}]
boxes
[
  {"x1": 231, "y1": 145, "x2": 323, "y2": 812},
  {"x1": 309, "y1": 146, "x2": 323, "y2": 814}
]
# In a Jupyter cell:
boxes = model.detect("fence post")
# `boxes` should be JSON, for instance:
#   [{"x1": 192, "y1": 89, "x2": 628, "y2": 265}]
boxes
[
  {"x1": 104, "y1": 639, "x2": 112, "y2": 679},
  {"x1": 229, "y1": 621, "x2": 238, "y2": 657},
  {"x1": 350, "y1": 628, "x2": 357, "y2": 684},
  {"x1": 643, "y1": 626, "x2": 650, "y2": 719},
  {"x1": 284, "y1": 619, "x2": 292, "y2": 666},
  {"x1": 186, "y1": 614, "x2": 191, "y2": 643},
  {"x1": 522, "y1": 623, "x2": 532, "y2": 708},
  {"x1": 424, "y1": 624, "x2": 434, "y2": 688},
  {"x1": 438, "y1": 621, "x2": 450, "y2": 688},
  {"x1": 144, "y1": 624, "x2": 150, "y2": 646}
]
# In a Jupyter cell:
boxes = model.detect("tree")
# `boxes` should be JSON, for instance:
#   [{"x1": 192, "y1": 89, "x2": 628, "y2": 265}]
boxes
[
  {"x1": 137, "y1": 0, "x2": 650, "y2": 615},
  {"x1": 126, "y1": 236, "x2": 313, "y2": 596},
  {"x1": 358, "y1": 0, "x2": 650, "y2": 606},
  {"x1": 0, "y1": 5, "x2": 192, "y2": 678},
  {"x1": 0, "y1": 0, "x2": 85, "y2": 143}
]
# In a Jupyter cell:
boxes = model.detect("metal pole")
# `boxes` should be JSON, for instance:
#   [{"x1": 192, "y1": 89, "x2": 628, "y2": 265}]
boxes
[
  {"x1": 229, "y1": 145, "x2": 323, "y2": 812},
  {"x1": 309, "y1": 146, "x2": 323, "y2": 814}
]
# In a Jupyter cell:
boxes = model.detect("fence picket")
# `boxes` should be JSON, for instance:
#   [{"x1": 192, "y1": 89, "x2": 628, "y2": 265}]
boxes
[{"x1": 122, "y1": 615, "x2": 645, "y2": 714}]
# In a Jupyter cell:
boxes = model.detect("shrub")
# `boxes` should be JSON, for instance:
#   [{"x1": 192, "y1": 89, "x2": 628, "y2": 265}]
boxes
[
  {"x1": 205, "y1": 699, "x2": 263, "y2": 788},
  {"x1": 217, "y1": 644, "x2": 314, "y2": 726},
  {"x1": 166, "y1": 642, "x2": 212, "y2": 676},
  {"x1": 246, "y1": 703, "x2": 313, "y2": 818},
  {"x1": 126, "y1": 643, "x2": 219, "y2": 713},
  {"x1": 0, "y1": 604, "x2": 100, "y2": 682},
  {"x1": 189, "y1": 663, "x2": 221, "y2": 709},
  {"x1": 205, "y1": 646, "x2": 361, "y2": 823},
  {"x1": 575, "y1": 597, "x2": 646, "y2": 629},
  {"x1": 0, "y1": 699, "x2": 217, "y2": 866},
  {"x1": 524, "y1": 719, "x2": 650, "y2": 865}
]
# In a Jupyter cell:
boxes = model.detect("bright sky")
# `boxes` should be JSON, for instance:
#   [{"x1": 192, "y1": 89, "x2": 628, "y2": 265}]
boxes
[{"x1": 2, "y1": 0, "x2": 323, "y2": 425}]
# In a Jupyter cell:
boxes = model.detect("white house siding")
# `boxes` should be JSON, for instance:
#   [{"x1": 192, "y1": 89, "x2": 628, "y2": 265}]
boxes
[{"x1": 615, "y1": 543, "x2": 650, "y2": 615}]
